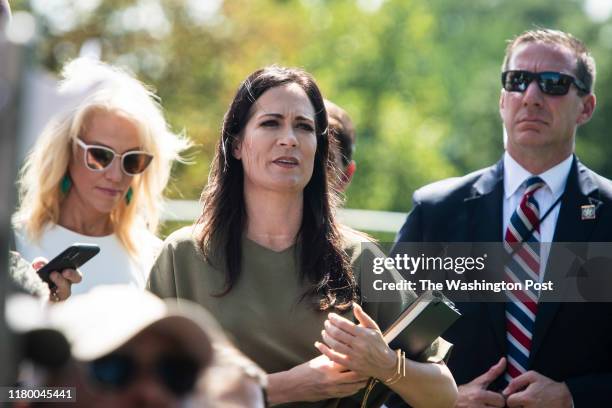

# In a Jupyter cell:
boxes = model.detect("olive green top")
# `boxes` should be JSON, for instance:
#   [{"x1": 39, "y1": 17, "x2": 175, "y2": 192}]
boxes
[{"x1": 147, "y1": 226, "x2": 452, "y2": 408}]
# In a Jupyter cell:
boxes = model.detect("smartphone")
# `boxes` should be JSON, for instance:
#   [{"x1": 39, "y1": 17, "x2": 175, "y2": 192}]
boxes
[{"x1": 36, "y1": 243, "x2": 100, "y2": 288}]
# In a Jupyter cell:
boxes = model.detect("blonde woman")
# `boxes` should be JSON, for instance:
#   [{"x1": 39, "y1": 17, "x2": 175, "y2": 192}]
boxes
[{"x1": 14, "y1": 58, "x2": 189, "y2": 296}]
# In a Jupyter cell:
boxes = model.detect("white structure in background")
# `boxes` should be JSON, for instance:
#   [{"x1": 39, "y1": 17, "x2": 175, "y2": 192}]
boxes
[
  {"x1": 162, "y1": 200, "x2": 407, "y2": 234},
  {"x1": 584, "y1": 0, "x2": 612, "y2": 22},
  {"x1": 17, "y1": 39, "x2": 102, "y2": 161}
]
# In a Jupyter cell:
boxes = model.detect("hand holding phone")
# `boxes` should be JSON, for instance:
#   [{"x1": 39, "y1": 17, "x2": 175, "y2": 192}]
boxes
[{"x1": 36, "y1": 243, "x2": 100, "y2": 289}]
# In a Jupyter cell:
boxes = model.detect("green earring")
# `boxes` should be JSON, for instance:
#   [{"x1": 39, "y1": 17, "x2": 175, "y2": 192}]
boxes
[
  {"x1": 60, "y1": 174, "x2": 71, "y2": 194},
  {"x1": 125, "y1": 187, "x2": 133, "y2": 205}
]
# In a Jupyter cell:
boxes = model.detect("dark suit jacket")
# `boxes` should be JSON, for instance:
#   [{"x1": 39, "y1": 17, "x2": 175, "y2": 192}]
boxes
[{"x1": 391, "y1": 156, "x2": 612, "y2": 407}]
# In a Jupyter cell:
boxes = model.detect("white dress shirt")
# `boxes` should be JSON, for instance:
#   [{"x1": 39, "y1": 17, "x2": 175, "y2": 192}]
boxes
[{"x1": 503, "y1": 152, "x2": 573, "y2": 280}]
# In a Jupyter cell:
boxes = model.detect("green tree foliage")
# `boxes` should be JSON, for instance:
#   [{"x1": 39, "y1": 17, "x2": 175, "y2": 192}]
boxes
[{"x1": 12, "y1": 0, "x2": 612, "y2": 215}]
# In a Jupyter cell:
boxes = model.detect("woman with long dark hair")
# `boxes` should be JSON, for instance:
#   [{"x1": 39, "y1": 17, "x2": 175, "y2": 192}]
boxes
[{"x1": 148, "y1": 66, "x2": 456, "y2": 407}]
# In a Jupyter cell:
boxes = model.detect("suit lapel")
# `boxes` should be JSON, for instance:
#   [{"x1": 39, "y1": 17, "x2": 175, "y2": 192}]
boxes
[
  {"x1": 464, "y1": 160, "x2": 506, "y2": 353},
  {"x1": 465, "y1": 160, "x2": 505, "y2": 242},
  {"x1": 530, "y1": 157, "x2": 602, "y2": 361},
  {"x1": 551, "y1": 157, "x2": 601, "y2": 243}
]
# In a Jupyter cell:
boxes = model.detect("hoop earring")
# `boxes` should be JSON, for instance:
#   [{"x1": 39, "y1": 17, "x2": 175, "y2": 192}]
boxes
[
  {"x1": 125, "y1": 187, "x2": 133, "y2": 205},
  {"x1": 60, "y1": 174, "x2": 71, "y2": 194}
]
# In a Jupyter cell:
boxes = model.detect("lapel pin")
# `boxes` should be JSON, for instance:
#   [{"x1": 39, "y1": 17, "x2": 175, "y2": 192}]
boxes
[{"x1": 581, "y1": 204, "x2": 596, "y2": 220}]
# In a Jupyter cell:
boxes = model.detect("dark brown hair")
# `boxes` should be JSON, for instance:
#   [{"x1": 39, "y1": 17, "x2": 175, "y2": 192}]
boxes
[
  {"x1": 195, "y1": 66, "x2": 357, "y2": 311},
  {"x1": 502, "y1": 28, "x2": 596, "y2": 96}
]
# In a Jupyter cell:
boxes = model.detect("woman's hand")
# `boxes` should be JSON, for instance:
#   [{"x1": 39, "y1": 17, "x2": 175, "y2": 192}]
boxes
[
  {"x1": 319, "y1": 303, "x2": 458, "y2": 407},
  {"x1": 315, "y1": 303, "x2": 397, "y2": 381},
  {"x1": 267, "y1": 354, "x2": 369, "y2": 405},
  {"x1": 32, "y1": 257, "x2": 82, "y2": 302}
]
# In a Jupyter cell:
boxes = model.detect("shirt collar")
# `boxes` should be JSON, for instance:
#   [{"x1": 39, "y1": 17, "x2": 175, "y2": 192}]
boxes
[{"x1": 503, "y1": 152, "x2": 573, "y2": 199}]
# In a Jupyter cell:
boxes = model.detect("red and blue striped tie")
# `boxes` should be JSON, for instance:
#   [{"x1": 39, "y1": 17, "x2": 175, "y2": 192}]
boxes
[{"x1": 504, "y1": 176, "x2": 546, "y2": 383}]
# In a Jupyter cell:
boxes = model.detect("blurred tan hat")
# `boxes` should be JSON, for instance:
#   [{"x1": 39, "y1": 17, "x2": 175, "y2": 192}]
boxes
[{"x1": 7, "y1": 285, "x2": 215, "y2": 366}]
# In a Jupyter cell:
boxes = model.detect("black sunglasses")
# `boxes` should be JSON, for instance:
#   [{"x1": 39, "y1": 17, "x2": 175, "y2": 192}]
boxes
[
  {"x1": 77, "y1": 138, "x2": 154, "y2": 176},
  {"x1": 501, "y1": 70, "x2": 589, "y2": 96},
  {"x1": 88, "y1": 353, "x2": 201, "y2": 396}
]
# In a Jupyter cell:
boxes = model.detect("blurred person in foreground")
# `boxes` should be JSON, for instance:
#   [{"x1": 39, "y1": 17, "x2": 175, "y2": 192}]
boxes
[
  {"x1": 8, "y1": 250, "x2": 80, "y2": 302},
  {"x1": 13, "y1": 57, "x2": 189, "y2": 295},
  {"x1": 4, "y1": 251, "x2": 78, "y2": 385},
  {"x1": 148, "y1": 65, "x2": 457, "y2": 407},
  {"x1": 325, "y1": 99, "x2": 357, "y2": 193},
  {"x1": 7, "y1": 285, "x2": 267, "y2": 407},
  {"x1": 0, "y1": 0, "x2": 9, "y2": 23},
  {"x1": 3, "y1": 0, "x2": 81, "y2": 303},
  {"x1": 392, "y1": 29, "x2": 612, "y2": 407}
]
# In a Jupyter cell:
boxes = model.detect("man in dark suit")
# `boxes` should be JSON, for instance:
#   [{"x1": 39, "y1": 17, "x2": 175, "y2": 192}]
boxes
[{"x1": 392, "y1": 29, "x2": 612, "y2": 407}]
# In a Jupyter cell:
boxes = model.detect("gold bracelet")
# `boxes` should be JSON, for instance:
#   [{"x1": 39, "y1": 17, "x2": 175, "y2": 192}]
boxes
[
  {"x1": 384, "y1": 350, "x2": 406, "y2": 385},
  {"x1": 383, "y1": 349, "x2": 401, "y2": 382},
  {"x1": 383, "y1": 349, "x2": 403, "y2": 385},
  {"x1": 363, "y1": 351, "x2": 406, "y2": 408}
]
